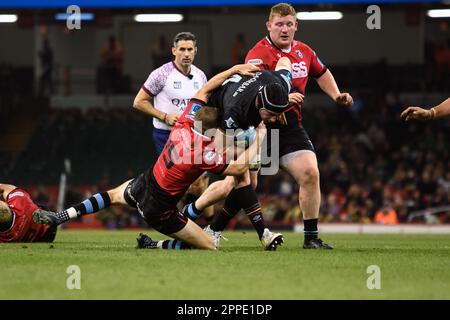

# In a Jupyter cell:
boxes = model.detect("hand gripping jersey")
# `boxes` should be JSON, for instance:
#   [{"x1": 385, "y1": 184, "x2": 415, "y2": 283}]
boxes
[
  {"x1": 208, "y1": 70, "x2": 292, "y2": 131},
  {"x1": 142, "y1": 62, "x2": 207, "y2": 131},
  {"x1": 0, "y1": 189, "x2": 49, "y2": 242},
  {"x1": 245, "y1": 36, "x2": 327, "y2": 125},
  {"x1": 152, "y1": 99, "x2": 228, "y2": 200}
]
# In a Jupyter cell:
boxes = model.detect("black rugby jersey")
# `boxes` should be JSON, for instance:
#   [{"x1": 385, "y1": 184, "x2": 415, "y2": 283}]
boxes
[{"x1": 208, "y1": 69, "x2": 291, "y2": 130}]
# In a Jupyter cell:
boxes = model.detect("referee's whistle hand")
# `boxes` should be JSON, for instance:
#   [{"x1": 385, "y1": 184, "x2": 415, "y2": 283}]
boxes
[{"x1": 165, "y1": 113, "x2": 179, "y2": 126}]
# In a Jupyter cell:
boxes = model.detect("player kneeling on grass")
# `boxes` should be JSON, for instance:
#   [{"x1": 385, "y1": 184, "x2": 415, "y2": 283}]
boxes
[
  {"x1": 0, "y1": 183, "x2": 57, "y2": 243},
  {"x1": 34, "y1": 64, "x2": 269, "y2": 250}
]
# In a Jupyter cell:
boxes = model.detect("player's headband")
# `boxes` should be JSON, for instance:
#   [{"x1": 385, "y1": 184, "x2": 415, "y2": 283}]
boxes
[{"x1": 258, "y1": 83, "x2": 289, "y2": 113}]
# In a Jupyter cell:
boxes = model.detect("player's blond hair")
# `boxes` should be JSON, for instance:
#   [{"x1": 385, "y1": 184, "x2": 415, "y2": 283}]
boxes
[
  {"x1": 0, "y1": 200, "x2": 12, "y2": 225},
  {"x1": 269, "y1": 3, "x2": 297, "y2": 21}
]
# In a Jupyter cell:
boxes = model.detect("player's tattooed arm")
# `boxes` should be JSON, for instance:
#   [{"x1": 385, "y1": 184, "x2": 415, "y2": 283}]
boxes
[{"x1": 194, "y1": 64, "x2": 259, "y2": 102}]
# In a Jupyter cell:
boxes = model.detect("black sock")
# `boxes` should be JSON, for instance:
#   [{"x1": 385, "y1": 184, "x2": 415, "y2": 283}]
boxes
[
  {"x1": 184, "y1": 193, "x2": 198, "y2": 206},
  {"x1": 161, "y1": 239, "x2": 191, "y2": 250},
  {"x1": 210, "y1": 188, "x2": 241, "y2": 231},
  {"x1": 73, "y1": 192, "x2": 112, "y2": 215},
  {"x1": 55, "y1": 192, "x2": 112, "y2": 225},
  {"x1": 184, "y1": 202, "x2": 203, "y2": 220},
  {"x1": 237, "y1": 185, "x2": 265, "y2": 239},
  {"x1": 304, "y1": 218, "x2": 318, "y2": 241},
  {"x1": 204, "y1": 214, "x2": 214, "y2": 224}
]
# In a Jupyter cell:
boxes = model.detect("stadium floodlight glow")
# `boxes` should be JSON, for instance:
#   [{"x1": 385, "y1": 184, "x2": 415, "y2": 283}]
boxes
[
  {"x1": 134, "y1": 14, "x2": 184, "y2": 23},
  {"x1": 55, "y1": 13, "x2": 95, "y2": 21},
  {"x1": 427, "y1": 9, "x2": 450, "y2": 18},
  {"x1": 0, "y1": 14, "x2": 17, "y2": 23},
  {"x1": 297, "y1": 11, "x2": 343, "y2": 20}
]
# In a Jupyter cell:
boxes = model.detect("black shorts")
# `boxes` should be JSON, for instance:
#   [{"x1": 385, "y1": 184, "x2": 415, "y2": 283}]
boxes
[
  {"x1": 273, "y1": 125, "x2": 315, "y2": 156},
  {"x1": 124, "y1": 171, "x2": 188, "y2": 235},
  {"x1": 262, "y1": 119, "x2": 315, "y2": 168}
]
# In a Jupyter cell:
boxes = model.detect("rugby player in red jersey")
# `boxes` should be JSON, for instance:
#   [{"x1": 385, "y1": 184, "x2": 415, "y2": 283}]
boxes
[
  {"x1": 245, "y1": 3, "x2": 353, "y2": 249},
  {"x1": 33, "y1": 63, "x2": 268, "y2": 250},
  {"x1": 186, "y1": 3, "x2": 353, "y2": 250},
  {"x1": 0, "y1": 183, "x2": 56, "y2": 243}
]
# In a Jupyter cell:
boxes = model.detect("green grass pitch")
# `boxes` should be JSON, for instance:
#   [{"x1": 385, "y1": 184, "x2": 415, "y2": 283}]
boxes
[{"x1": 1, "y1": 230, "x2": 449, "y2": 299}]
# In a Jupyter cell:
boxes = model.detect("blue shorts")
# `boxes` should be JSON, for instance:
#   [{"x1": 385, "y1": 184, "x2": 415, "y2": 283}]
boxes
[{"x1": 152, "y1": 128, "x2": 171, "y2": 155}]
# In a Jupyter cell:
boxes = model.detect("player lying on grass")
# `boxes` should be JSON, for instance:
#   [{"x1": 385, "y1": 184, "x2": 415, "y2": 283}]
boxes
[
  {"x1": 0, "y1": 183, "x2": 57, "y2": 243},
  {"x1": 401, "y1": 97, "x2": 450, "y2": 121},
  {"x1": 34, "y1": 63, "x2": 286, "y2": 250}
]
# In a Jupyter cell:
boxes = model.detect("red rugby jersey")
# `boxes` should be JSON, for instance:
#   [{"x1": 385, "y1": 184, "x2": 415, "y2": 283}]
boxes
[
  {"x1": 152, "y1": 99, "x2": 228, "y2": 197},
  {"x1": 0, "y1": 189, "x2": 49, "y2": 242},
  {"x1": 245, "y1": 36, "x2": 327, "y2": 123}
]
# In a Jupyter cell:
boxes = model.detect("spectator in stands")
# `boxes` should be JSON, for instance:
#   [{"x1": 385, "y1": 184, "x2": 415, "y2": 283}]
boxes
[
  {"x1": 32, "y1": 185, "x2": 52, "y2": 210},
  {"x1": 151, "y1": 35, "x2": 172, "y2": 69},
  {"x1": 99, "y1": 35, "x2": 124, "y2": 93},
  {"x1": 374, "y1": 202, "x2": 399, "y2": 225},
  {"x1": 322, "y1": 192, "x2": 343, "y2": 222},
  {"x1": 438, "y1": 172, "x2": 450, "y2": 193},
  {"x1": 38, "y1": 38, "x2": 54, "y2": 96},
  {"x1": 100, "y1": 35, "x2": 124, "y2": 71},
  {"x1": 283, "y1": 195, "x2": 301, "y2": 224},
  {"x1": 433, "y1": 42, "x2": 449, "y2": 91},
  {"x1": 231, "y1": 33, "x2": 247, "y2": 65}
]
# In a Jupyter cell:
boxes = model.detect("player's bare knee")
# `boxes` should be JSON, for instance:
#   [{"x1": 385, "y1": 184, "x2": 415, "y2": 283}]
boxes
[
  {"x1": 235, "y1": 171, "x2": 250, "y2": 187},
  {"x1": 226, "y1": 177, "x2": 237, "y2": 190},
  {"x1": 299, "y1": 167, "x2": 320, "y2": 185},
  {"x1": 107, "y1": 186, "x2": 123, "y2": 204},
  {"x1": 107, "y1": 189, "x2": 118, "y2": 203}
]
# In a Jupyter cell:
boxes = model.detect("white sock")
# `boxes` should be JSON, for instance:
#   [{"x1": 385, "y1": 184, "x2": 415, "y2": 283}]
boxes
[{"x1": 67, "y1": 207, "x2": 78, "y2": 219}]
